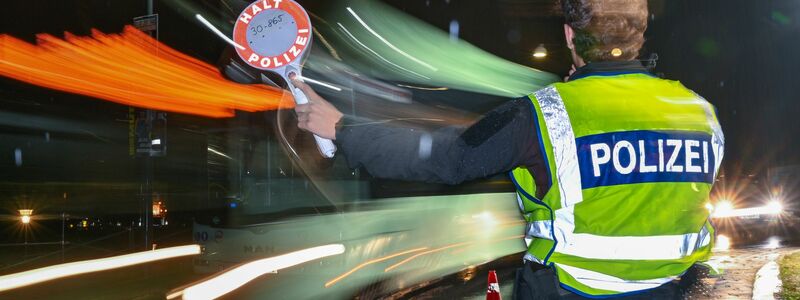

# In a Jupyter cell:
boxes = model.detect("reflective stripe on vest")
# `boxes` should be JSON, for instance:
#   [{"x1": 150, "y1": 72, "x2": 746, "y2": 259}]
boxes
[
  {"x1": 535, "y1": 87, "x2": 583, "y2": 208},
  {"x1": 556, "y1": 263, "x2": 676, "y2": 293},
  {"x1": 525, "y1": 213, "x2": 712, "y2": 260}
]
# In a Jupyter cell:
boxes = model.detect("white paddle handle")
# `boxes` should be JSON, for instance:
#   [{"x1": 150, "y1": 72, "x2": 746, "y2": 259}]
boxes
[{"x1": 293, "y1": 88, "x2": 337, "y2": 158}]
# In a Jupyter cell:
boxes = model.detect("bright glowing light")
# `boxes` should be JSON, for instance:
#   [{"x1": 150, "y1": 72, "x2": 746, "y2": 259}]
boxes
[
  {"x1": 714, "y1": 235, "x2": 730, "y2": 251},
  {"x1": 153, "y1": 202, "x2": 163, "y2": 217},
  {"x1": 766, "y1": 200, "x2": 783, "y2": 214},
  {"x1": 533, "y1": 44, "x2": 547, "y2": 58},
  {"x1": 0, "y1": 27, "x2": 287, "y2": 118},
  {"x1": 705, "y1": 202, "x2": 714, "y2": 212},
  {"x1": 325, "y1": 247, "x2": 427, "y2": 288},
  {"x1": 712, "y1": 202, "x2": 784, "y2": 218},
  {"x1": 712, "y1": 200, "x2": 734, "y2": 217},
  {"x1": 611, "y1": 48, "x2": 623, "y2": 57},
  {"x1": 19, "y1": 209, "x2": 33, "y2": 224},
  {"x1": 0, "y1": 245, "x2": 200, "y2": 292},
  {"x1": 765, "y1": 237, "x2": 780, "y2": 249},
  {"x1": 181, "y1": 244, "x2": 345, "y2": 300}
]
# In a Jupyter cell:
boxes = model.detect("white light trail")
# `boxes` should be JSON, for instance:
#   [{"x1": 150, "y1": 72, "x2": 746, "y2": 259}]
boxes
[
  {"x1": 711, "y1": 205, "x2": 783, "y2": 218},
  {"x1": 180, "y1": 244, "x2": 345, "y2": 300},
  {"x1": 346, "y1": 7, "x2": 438, "y2": 71},
  {"x1": 0, "y1": 245, "x2": 201, "y2": 292},
  {"x1": 337, "y1": 23, "x2": 429, "y2": 80},
  {"x1": 195, "y1": 14, "x2": 245, "y2": 50},
  {"x1": 296, "y1": 75, "x2": 343, "y2": 92},
  {"x1": 396, "y1": 84, "x2": 448, "y2": 91},
  {"x1": 207, "y1": 147, "x2": 232, "y2": 160}
]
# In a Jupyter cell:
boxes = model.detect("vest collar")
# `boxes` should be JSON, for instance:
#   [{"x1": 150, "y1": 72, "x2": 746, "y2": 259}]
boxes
[{"x1": 568, "y1": 60, "x2": 651, "y2": 81}]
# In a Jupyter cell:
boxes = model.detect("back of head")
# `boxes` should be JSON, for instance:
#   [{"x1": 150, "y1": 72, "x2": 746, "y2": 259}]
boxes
[{"x1": 561, "y1": 0, "x2": 648, "y2": 62}]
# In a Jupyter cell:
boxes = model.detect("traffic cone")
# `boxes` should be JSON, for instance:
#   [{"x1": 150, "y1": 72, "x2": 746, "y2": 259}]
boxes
[{"x1": 486, "y1": 270, "x2": 502, "y2": 300}]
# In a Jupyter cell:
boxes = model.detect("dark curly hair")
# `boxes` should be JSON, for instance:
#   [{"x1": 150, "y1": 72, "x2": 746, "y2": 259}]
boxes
[{"x1": 561, "y1": 0, "x2": 648, "y2": 62}]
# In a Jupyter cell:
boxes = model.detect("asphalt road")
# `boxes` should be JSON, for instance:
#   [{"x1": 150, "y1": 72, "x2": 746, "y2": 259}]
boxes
[
  {"x1": 393, "y1": 228, "x2": 800, "y2": 299},
  {"x1": 1, "y1": 219, "x2": 798, "y2": 299}
]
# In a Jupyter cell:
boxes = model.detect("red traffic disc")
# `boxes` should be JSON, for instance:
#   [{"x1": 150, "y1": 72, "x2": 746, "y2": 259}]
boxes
[{"x1": 233, "y1": 0, "x2": 311, "y2": 70}]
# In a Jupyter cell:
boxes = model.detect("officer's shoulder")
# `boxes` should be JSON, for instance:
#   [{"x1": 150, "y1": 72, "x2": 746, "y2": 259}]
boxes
[
  {"x1": 523, "y1": 82, "x2": 572, "y2": 100},
  {"x1": 663, "y1": 79, "x2": 711, "y2": 101}
]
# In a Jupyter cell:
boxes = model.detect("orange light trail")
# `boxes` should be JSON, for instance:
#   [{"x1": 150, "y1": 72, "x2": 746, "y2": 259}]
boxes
[
  {"x1": 0, "y1": 26, "x2": 290, "y2": 118},
  {"x1": 384, "y1": 242, "x2": 471, "y2": 272},
  {"x1": 384, "y1": 235, "x2": 524, "y2": 272},
  {"x1": 324, "y1": 247, "x2": 428, "y2": 288}
]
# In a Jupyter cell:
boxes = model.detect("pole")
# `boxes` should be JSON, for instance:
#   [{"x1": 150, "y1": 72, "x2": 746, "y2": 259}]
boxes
[
  {"x1": 61, "y1": 213, "x2": 65, "y2": 262},
  {"x1": 62, "y1": 191, "x2": 66, "y2": 262},
  {"x1": 23, "y1": 225, "x2": 28, "y2": 259},
  {"x1": 129, "y1": 220, "x2": 134, "y2": 251},
  {"x1": 144, "y1": 156, "x2": 153, "y2": 250},
  {"x1": 141, "y1": 0, "x2": 155, "y2": 251}
]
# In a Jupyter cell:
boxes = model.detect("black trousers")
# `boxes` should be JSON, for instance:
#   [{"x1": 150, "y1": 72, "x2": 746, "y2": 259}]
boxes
[{"x1": 511, "y1": 263, "x2": 681, "y2": 300}]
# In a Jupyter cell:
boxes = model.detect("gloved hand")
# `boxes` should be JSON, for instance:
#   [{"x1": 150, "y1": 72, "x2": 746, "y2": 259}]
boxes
[{"x1": 291, "y1": 77, "x2": 343, "y2": 140}]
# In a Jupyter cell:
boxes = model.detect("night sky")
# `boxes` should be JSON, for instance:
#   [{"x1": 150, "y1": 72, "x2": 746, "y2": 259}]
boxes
[
  {"x1": 2, "y1": 0, "x2": 799, "y2": 213},
  {"x1": 378, "y1": 0, "x2": 800, "y2": 175}
]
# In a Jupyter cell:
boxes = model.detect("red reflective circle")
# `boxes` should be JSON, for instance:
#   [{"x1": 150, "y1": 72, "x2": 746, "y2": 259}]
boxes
[{"x1": 233, "y1": 0, "x2": 311, "y2": 70}]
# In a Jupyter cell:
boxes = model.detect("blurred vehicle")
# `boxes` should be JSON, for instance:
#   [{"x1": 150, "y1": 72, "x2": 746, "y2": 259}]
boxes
[
  {"x1": 189, "y1": 80, "x2": 527, "y2": 298},
  {"x1": 709, "y1": 191, "x2": 798, "y2": 243},
  {"x1": 186, "y1": 21, "x2": 539, "y2": 297}
]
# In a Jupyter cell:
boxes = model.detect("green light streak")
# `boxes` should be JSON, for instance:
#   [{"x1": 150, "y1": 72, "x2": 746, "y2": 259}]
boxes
[{"x1": 317, "y1": 0, "x2": 559, "y2": 97}]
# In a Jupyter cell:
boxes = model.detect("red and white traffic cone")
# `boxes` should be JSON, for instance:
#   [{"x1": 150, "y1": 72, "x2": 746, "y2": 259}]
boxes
[{"x1": 486, "y1": 270, "x2": 502, "y2": 300}]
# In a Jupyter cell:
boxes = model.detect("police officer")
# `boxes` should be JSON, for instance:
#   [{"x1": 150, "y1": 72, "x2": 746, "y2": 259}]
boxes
[{"x1": 293, "y1": 0, "x2": 723, "y2": 298}]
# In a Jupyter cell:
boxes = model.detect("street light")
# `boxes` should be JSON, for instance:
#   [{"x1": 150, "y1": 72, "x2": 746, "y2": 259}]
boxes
[
  {"x1": 533, "y1": 44, "x2": 547, "y2": 59},
  {"x1": 19, "y1": 209, "x2": 33, "y2": 258},
  {"x1": 712, "y1": 200, "x2": 734, "y2": 218},
  {"x1": 19, "y1": 209, "x2": 33, "y2": 224}
]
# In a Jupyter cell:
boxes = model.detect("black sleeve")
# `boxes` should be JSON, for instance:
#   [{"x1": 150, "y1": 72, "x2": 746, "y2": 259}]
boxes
[{"x1": 334, "y1": 98, "x2": 545, "y2": 185}]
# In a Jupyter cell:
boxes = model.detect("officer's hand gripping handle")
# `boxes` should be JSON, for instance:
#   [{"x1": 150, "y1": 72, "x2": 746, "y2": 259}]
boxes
[{"x1": 291, "y1": 86, "x2": 337, "y2": 158}]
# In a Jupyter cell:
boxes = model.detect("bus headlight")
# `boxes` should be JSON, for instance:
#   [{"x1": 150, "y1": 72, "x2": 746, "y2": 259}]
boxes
[
  {"x1": 713, "y1": 200, "x2": 735, "y2": 218},
  {"x1": 766, "y1": 200, "x2": 783, "y2": 214}
]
